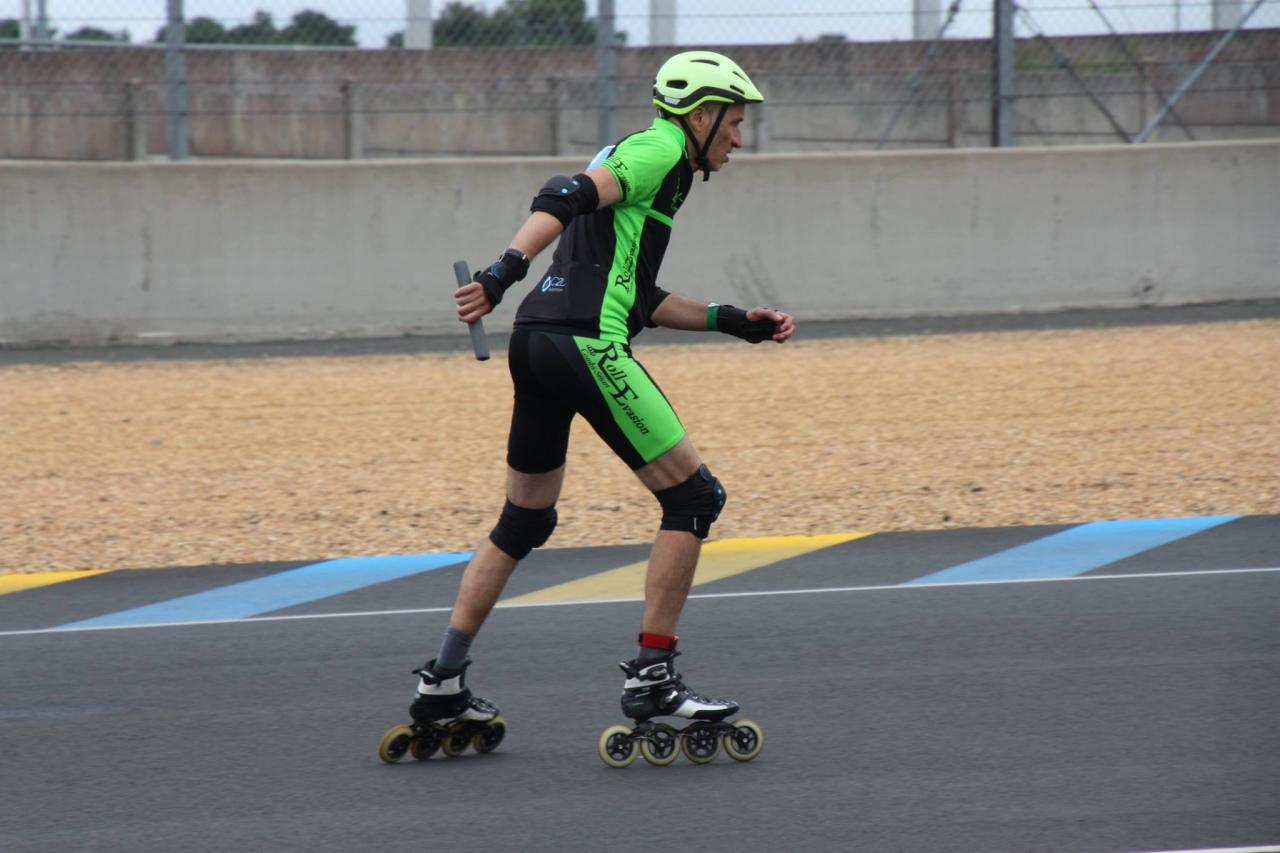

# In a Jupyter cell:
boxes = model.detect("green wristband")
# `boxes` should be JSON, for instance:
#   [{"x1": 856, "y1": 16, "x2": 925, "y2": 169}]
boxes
[{"x1": 706, "y1": 304, "x2": 720, "y2": 331}]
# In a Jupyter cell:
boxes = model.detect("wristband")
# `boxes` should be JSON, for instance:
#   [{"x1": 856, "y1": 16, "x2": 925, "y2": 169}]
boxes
[
  {"x1": 474, "y1": 248, "x2": 530, "y2": 309},
  {"x1": 713, "y1": 304, "x2": 775, "y2": 344}
]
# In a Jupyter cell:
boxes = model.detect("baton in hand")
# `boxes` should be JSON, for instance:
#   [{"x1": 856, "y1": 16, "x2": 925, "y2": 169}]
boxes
[{"x1": 453, "y1": 260, "x2": 490, "y2": 362}]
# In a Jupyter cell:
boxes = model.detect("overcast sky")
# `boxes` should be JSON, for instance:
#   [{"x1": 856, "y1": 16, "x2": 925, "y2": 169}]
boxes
[{"x1": 6, "y1": 0, "x2": 1278, "y2": 47}]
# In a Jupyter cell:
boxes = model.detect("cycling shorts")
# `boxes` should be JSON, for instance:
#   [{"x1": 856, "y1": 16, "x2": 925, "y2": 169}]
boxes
[{"x1": 505, "y1": 328, "x2": 686, "y2": 473}]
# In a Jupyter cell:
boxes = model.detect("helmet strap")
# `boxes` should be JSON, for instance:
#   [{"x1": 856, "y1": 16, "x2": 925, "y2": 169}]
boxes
[{"x1": 678, "y1": 103, "x2": 730, "y2": 182}]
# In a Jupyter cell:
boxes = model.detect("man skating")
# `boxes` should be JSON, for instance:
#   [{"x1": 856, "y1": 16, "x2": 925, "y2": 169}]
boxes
[{"x1": 381, "y1": 51, "x2": 793, "y2": 766}]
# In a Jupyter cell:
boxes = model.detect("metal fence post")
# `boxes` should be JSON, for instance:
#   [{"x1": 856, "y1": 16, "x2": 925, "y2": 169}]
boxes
[
  {"x1": 343, "y1": 80, "x2": 363, "y2": 159},
  {"x1": 126, "y1": 80, "x2": 147, "y2": 161},
  {"x1": 596, "y1": 0, "x2": 617, "y2": 149},
  {"x1": 165, "y1": 0, "x2": 189, "y2": 161},
  {"x1": 992, "y1": 0, "x2": 1016, "y2": 147}
]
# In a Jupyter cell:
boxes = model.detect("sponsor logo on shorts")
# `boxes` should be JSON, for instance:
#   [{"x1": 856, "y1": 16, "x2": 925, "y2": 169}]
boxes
[
  {"x1": 584, "y1": 341, "x2": 650, "y2": 435},
  {"x1": 540, "y1": 275, "x2": 566, "y2": 293}
]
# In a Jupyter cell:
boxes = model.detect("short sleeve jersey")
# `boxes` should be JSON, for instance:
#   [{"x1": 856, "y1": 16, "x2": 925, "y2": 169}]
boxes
[{"x1": 513, "y1": 117, "x2": 693, "y2": 344}]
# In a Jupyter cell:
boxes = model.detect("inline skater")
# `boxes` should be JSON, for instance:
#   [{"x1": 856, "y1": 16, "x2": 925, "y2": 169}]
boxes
[{"x1": 380, "y1": 50, "x2": 793, "y2": 766}]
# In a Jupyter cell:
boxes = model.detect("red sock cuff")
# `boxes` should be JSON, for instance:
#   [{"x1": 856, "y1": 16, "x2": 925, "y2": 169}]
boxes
[{"x1": 638, "y1": 632, "x2": 679, "y2": 651}]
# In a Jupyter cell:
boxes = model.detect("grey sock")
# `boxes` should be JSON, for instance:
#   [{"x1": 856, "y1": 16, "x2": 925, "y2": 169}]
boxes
[
  {"x1": 637, "y1": 644, "x2": 670, "y2": 665},
  {"x1": 435, "y1": 626, "x2": 473, "y2": 672}
]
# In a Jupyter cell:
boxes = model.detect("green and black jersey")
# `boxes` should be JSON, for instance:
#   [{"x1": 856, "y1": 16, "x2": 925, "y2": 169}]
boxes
[{"x1": 514, "y1": 117, "x2": 693, "y2": 345}]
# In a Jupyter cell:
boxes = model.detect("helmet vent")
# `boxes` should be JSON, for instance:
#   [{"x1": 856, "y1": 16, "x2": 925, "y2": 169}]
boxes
[
  {"x1": 666, "y1": 78, "x2": 688, "y2": 90},
  {"x1": 730, "y1": 85, "x2": 745, "y2": 95},
  {"x1": 691, "y1": 58, "x2": 720, "y2": 66}
]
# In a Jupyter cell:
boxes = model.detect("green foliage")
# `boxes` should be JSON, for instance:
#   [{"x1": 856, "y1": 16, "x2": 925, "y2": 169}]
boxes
[
  {"x1": 64, "y1": 26, "x2": 130, "y2": 43},
  {"x1": 156, "y1": 9, "x2": 355, "y2": 47},
  {"x1": 434, "y1": 0, "x2": 597, "y2": 48},
  {"x1": 280, "y1": 11, "x2": 355, "y2": 46},
  {"x1": 0, "y1": 18, "x2": 59, "y2": 42},
  {"x1": 184, "y1": 17, "x2": 230, "y2": 44}
]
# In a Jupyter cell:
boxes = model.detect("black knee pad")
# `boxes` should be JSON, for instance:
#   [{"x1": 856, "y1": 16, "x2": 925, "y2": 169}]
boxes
[
  {"x1": 655, "y1": 464, "x2": 726, "y2": 540},
  {"x1": 489, "y1": 500, "x2": 557, "y2": 560}
]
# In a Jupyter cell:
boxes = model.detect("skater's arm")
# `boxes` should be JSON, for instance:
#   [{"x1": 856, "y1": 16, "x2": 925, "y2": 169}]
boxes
[
  {"x1": 651, "y1": 294, "x2": 795, "y2": 343},
  {"x1": 456, "y1": 167, "x2": 621, "y2": 324}
]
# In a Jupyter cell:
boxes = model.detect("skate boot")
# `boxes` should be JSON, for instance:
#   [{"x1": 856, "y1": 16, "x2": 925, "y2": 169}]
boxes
[
  {"x1": 377, "y1": 659, "x2": 506, "y2": 764},
  {"x1": 597, "y1": 652, "x2": 763, "y2": 768}
]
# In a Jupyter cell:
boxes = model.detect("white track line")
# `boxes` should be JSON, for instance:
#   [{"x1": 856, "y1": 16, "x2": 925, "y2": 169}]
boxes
[
  {"x1": 1124, "y1": 846, "x2": 1280, "y2": 853},
  {"x1": 0, "y1": 565, "x2": 1276, "y2": 639}
]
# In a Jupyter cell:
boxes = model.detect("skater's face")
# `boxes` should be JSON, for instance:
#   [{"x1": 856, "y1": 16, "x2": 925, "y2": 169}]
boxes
[{"x1": 686, "y1": 103, "x2": 746, "y2": 172}]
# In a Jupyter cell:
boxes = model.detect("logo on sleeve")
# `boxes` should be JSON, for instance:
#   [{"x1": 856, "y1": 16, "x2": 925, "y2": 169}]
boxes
[{"x1": 605, "y1": 157, "x2": 632, "y2": 198}]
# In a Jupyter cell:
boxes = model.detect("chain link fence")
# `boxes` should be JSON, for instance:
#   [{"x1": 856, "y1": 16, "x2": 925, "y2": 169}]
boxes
[{"x1": 1, "y1": 1, "x2": 1276, "y2": 159}]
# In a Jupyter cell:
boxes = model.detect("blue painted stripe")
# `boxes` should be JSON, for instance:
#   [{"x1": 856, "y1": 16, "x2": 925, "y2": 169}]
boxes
[
  {"x1": 903, "y1": 516, "x2": 1240, "y2": 586},
  {"x1": 58, "y1": 552, "x2": 470, "y2": 629}
]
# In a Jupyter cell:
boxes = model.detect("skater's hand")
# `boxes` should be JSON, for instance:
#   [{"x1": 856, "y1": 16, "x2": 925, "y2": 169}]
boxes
[
  {"x1": 455, "y1": 281, "x2": 494, "y2": 325},
  {"x1": 746, "y1": 307, "x2": 795, "y2": 343}
]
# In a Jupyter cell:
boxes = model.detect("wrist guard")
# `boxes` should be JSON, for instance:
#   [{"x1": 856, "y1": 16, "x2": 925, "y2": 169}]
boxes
[
  {"x1": 708, "y1": 304, "x2": 775, "y2": 344},
  {"x1": 474, "y1": 249, "x2": 530, "y2": 309}
]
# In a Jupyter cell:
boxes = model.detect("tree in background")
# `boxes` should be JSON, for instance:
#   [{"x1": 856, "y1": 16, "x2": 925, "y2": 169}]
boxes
[
  {"x1": 156, "y1": 9, "x2": 355, "y2": 47},
  {"x1": 0, "y1": 18, "x2": 61, "y2": 42},
  {"x1": 64, "y1": 27, "x2": 131, "y2": 43},
  {"x1": 280, "y1": 10, "x2": 355, "y2": 46},
  {"x1": 388, "y1": 0, "x2": 599, "y2": 48}
]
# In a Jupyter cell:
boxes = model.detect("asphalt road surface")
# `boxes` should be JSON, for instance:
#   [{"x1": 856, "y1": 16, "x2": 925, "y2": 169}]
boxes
[{"x1": 1, "y1": 517, "x2": 1277, "y2": 852}]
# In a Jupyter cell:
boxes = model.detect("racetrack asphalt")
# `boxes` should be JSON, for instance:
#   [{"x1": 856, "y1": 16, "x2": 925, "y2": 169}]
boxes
[{"x1": 1, "y1": 516, "x2": 1277, "y2": 853}]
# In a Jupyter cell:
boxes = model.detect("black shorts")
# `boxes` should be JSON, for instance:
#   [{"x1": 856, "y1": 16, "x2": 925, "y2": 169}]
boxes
[{"x1": 506, "y1": 328, "x2": 686, "y2": 473}]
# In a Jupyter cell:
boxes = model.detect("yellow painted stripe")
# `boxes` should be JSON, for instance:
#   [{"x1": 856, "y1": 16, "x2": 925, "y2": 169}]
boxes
[
  {"x1": 502, "y1": 532, "x2": 872, "y2": 606},
  {"x1": 0, "y1": 570, "x2": 111, "y2": 596}
]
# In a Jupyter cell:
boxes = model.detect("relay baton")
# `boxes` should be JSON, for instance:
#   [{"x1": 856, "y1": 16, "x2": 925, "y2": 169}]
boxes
[{"x1": 453, "y1": 260, "x2": 490, "y2": 362}]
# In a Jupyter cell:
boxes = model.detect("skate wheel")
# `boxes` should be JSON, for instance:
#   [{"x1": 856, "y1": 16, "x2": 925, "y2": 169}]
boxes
[
  {"x1": 638, "y1": 724, "x2": 679, "y2": 766},
  {"x1": 378, "y1": 725, "x2": 415, "y2": 764},
  {"x1": 410, "y1": 725, "x2": 444, "y2": 760},
  {"x1": 440, "y1": 721, "x2": 472, "y2": 757},
  {"x1": 598, "y1": 725, "x2": 637, "y2": 768},
  {"x1": 722, "y1": 719, "x2": 764, "y2": 762},
  {"x1": 680, "y1": 723, "x2": 721, "y2": 764},
  {"x1": 472, "y1": 715, "x2": 506, "y2": 754}
]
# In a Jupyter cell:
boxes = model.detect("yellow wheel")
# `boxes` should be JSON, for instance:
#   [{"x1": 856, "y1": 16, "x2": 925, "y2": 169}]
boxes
[
  {"x1": 680, "y1": 723, "x2": 721, "y2": 764},
  {"x1": 440, "y1": 721, "x2": 471, "y2": 757},
  {"x1": 378, "y1": 725, "x2": 415, "y2": 764},
  {"x1": 598, "y1": 725, "x2": 637, "y2": 768},
  {"x1": 472, "y1": 716, "x2": 506, "y2": 754},
  {"x1": 410, "y1": 725, "x2": 443, "y2": 760},
  {"x1": 638, "y1": 724, "x2": 679, "y2": 766},
  {"x1": 722, "y1": 719, "x2": 764, "y2": 762}
]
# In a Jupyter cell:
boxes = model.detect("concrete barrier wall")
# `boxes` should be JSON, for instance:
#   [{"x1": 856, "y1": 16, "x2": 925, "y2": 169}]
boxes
[{"x1": 2, "y1": 139, "x2": 1277, "y2": 346}]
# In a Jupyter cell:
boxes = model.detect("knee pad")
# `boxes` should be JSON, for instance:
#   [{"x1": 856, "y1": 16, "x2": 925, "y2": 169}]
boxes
[
  {"x1": 489, "y1": 500, "x2": 557, "y2": 560},
  {"x1": 655, "y1": 465, "x2": 726, "y2": 540}
]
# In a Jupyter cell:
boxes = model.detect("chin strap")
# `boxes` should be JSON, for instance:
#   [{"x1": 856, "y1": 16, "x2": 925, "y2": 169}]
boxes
[{"x1": 678, "y1": 103, "x2": 730, "y2": 182}]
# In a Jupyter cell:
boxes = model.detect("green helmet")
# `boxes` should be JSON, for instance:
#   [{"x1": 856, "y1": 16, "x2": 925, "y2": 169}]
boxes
[{"x1": 652, "y1": 51, "x2": 764, "y2": 116}]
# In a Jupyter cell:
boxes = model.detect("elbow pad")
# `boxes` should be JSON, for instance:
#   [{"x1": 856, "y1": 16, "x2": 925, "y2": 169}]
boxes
[{"x1": 530, "y1": 173, "x2": 600, "y2": 227}]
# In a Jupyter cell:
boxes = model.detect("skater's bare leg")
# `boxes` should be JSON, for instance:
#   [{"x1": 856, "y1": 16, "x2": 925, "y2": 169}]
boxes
[
  {"x1": 448, "y1": 465, "x2": 565, "y2": 636},
  {"x1": 640, "y1": 530, "x2": 701, "y2": 635},
  {"x1": 635, "y1": 438, "x2": 705, "y2": 636}
]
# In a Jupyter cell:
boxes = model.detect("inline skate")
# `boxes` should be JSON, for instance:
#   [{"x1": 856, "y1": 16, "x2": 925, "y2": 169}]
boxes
[
  {"x1": 378, "y1": 659, "x2": 506, "y2": 763},
  {"x1": 596, "y1": 652, "x2": 763, "y2": 767}
]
